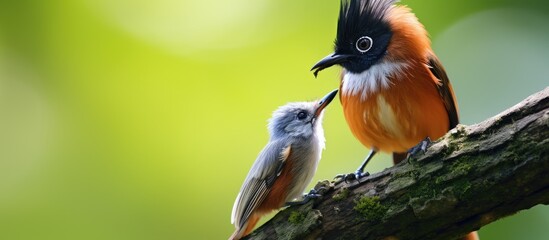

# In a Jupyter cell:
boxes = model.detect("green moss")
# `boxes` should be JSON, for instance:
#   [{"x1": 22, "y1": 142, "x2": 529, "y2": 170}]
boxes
[
  {"x1": 332, "y1": 188, "x2": 350, "y2": 201},
  {"x1": 410, "y1": 169, "x2": 420, "y2": 179},
  {"x1": 450, "y1": 125, "x2": 467, "y2": 139},
  {"x1": 393, "y1": 168, "x2": 420, "y2": 180},
  {"x1": 391, "y1": 171, "x2": 409, "y2": 179},
  {"x1": 453, "y1": 179, "x2": 472, "y2": 198},
  {"x1": 446, "y1": 142, "x2": 458, "y2": 154},
  {"x1": 507, "y1": 137, "x2": 542, "y2": 163},
  {"x1": 451, "y1": 158, "x2": 473, "y2": 176},
  {"x1": 437, "y1": 154, "x2": 476, "y2": 182},
  {"x1": 288, "y1": 211, "x2": 306, "y2": 224},
  {"x1": 454, "y1": 162, "x2": 472, "y2": 174},
  {"x1": 435, "y1": 176, "x2": 444, "y2": 185},
  {"x1": 354, "y1": 196, "x2": 387, "y2": 222},
  {"x1": 413, "y1": 181, "x2": 437, "y2": 198}
]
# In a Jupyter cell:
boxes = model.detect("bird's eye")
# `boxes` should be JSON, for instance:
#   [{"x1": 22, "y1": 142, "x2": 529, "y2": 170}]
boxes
[
  {"x1": 297, "y1": 111, "x2": 307, "y2": 120},
  {"x1": 356, "y1": 36, "x2": 373, "y2": 53}
]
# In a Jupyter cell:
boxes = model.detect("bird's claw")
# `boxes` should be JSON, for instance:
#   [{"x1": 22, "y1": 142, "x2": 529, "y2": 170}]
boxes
[
  {"x1": 334, "y1": 170, "x2": 370, "y2": 183},
  {"x1": 284, "y1": 189, "x2": 323, "y2": 207},
  {"x1": 305, "y1": 188, "x2": 322, "y2": 199},
  {"x1": 408, "y1": 137, "x2": 432, "y2": 158}
]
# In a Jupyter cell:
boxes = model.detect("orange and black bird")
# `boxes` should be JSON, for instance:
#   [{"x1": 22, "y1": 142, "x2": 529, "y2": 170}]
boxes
[
  {"x1": 312, "y1": 0, "x2": 459, "y2": 177},
  {"x1": 312, "y1": 1, "x2": 478, "y2": 239},
  {"x1": 311, "y1": 0, "x2": 478, "y2": 239}
]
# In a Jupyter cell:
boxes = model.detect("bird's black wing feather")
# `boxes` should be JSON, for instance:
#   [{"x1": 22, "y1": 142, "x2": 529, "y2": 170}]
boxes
[{"x1": 428, "y1": 54, "x2": 460, "y2": 129}]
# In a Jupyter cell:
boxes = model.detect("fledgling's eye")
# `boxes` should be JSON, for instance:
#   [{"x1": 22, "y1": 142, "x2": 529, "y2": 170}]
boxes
[
  {"x1": 356, "y1": 36, "x2": 373, "y2": 53},
  {"x1": 297, "y1": 111, "x2": 308, "y2": 120}
]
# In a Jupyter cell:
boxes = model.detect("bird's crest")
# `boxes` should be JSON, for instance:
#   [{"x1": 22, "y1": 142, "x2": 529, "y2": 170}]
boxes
[{"x1": 336, "y1": 0, "x2": 397, "y2": 47}]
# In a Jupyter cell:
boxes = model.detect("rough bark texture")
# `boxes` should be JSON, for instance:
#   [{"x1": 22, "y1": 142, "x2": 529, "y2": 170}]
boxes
[{"x1": 243, "y1": 87, "x2": 549, "y2": 240}]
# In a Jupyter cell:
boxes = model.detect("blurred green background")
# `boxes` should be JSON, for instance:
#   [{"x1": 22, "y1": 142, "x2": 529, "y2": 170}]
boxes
[{"x1": 0, "y1": 0, "x2": 548, "y2": 239}]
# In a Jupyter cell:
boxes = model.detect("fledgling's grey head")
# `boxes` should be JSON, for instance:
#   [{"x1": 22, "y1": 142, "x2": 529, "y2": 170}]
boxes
[{"x1": 268, "y1": 89, "x2": 338, "y2": 140}]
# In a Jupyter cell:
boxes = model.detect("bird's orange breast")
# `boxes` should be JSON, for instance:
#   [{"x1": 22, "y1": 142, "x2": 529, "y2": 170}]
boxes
[{"x1": 340, "y1": 65, "x2": 449, "y2": 153}]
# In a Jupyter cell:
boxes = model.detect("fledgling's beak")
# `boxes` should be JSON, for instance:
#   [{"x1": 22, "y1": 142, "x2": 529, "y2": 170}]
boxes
[
  {"x1": 314, "y1": 89, "x2": 338, "y2": 118},
  {"x1": 311, "y1": 53, "x2": 353, "y2": 77}
]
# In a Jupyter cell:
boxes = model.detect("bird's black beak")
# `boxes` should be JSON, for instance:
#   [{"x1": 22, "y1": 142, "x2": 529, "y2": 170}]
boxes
[
  {"x1": 311, "y1": 53, "x2": 353, "y2": 77},
  {"x1": 314, "y1": 89, "x2": 338, "y2": 118}
]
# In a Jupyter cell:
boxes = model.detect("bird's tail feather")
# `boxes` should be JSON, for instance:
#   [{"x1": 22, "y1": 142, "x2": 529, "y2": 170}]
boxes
[{"x1": 229, "y1": 214, "x2": 260, "y2": 240}]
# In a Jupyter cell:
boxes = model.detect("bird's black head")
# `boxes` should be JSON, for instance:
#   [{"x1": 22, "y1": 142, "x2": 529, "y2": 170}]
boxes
[{"x1": 312, "y1": 0, "x2": 395, "y2": 75}]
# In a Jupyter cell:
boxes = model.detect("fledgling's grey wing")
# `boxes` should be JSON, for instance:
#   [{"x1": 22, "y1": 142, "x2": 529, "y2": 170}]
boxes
[{"x1": 231, "y1": 139, "x2": 292, "y2": 229}]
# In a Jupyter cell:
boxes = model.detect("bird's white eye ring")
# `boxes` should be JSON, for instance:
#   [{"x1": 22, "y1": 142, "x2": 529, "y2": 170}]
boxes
[{"x1": 356, "y1": 36, "x2": 373, "y2": 53}]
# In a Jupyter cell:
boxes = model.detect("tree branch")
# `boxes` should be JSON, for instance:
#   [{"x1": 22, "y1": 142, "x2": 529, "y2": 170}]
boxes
[{"x1": 244, "y1": 87, "x2": 549, "y2": 240}]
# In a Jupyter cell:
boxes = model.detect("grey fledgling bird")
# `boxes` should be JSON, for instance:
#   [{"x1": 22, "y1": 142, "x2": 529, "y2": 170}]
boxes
[{"x1": 230, "y1": 89, "x2": 338, "y2": 240}]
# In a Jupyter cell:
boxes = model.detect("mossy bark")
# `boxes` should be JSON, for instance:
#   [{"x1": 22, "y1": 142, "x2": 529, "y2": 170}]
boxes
[{"x1": 243, "y1": 87, "x2": 549, "y2": 240}]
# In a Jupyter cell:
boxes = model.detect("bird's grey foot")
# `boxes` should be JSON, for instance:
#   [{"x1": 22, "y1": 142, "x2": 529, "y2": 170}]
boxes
[
  {"x1": 285, "y1": 189, "x2": 322, "y2": 206},
  {"x1": 407, "y1": 137, "x2": 432, "y2": 158},
  {"x1": 334, "y1": 170, "x2": 370, "y2": 183}
]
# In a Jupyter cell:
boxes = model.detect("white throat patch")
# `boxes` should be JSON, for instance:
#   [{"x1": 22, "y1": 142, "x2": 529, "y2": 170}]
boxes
[{"x1": 342, "y1": 61, "x2": 409, "y2": 101}]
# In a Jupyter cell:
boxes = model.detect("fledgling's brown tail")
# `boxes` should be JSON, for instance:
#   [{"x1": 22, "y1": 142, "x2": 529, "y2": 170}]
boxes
[{"x1": 229, "y1": 214, "x2": 260, "y2": 240}]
